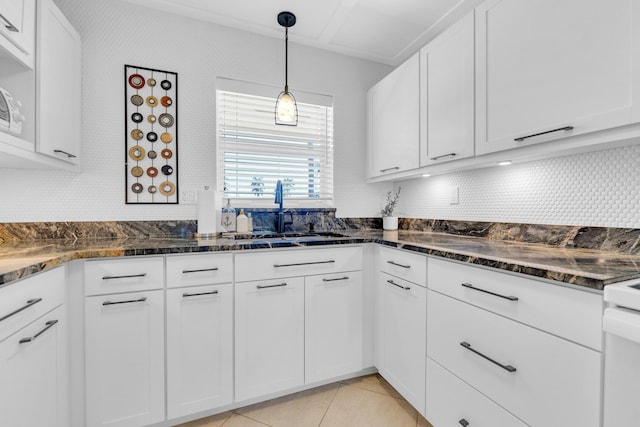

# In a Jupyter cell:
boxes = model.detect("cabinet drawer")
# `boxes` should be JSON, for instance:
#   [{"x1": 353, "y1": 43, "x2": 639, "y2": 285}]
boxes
[
  {"x1": 166, "y1": 253, "x2": 233, "y2": 288},
  {"x1": 428, "y1": 257, "x2": 603, "y2": 350},
  {"x1": 427, "y1": 290, "x2": 601, "y2": 427},
  {"x1": 235, "y1": 246, "x2": 362, "y2": 282},
  {"x1": 379, "y1": 246, "x2": 427, "y2": 286},
  {"x1": 0, "y1": 267, "x2": 64, "y2": 342},
  {"x1": 426, "y1": 357, "x2": 527, "y2": 427},
  {"x1": 84, "y1": 257, "x2": 164, "y2": 296}
]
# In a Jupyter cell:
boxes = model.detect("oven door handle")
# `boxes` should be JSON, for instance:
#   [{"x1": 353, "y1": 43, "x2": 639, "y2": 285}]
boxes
[{"x1": 603, "y1": 307, "x2": 640, "y2": 344}]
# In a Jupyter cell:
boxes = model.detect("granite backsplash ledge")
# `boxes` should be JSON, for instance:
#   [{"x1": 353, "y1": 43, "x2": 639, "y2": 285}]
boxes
[
  {"x1": 399, "y1": 218, "x2": 640, "y2": 255},
  {"x1": 0, "y1": 209, "x2": 381, "y2": 243},
  {"x1": 2, "y1": 214, "x2": 640, "y2": 257}
]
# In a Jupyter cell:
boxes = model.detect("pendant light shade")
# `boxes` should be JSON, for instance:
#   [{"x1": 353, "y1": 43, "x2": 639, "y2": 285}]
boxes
[{"x1": 275, "y1": 11, "x2": 298, "y2": 126}]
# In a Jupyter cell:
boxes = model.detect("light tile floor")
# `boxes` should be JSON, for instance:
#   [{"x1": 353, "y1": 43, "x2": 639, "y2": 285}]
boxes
[{"x1": 175, "y1": 374, "x2": 433, "y2": 427}]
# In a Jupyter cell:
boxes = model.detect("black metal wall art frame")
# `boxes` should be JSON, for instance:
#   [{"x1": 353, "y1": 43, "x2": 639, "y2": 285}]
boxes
[{"x1": 124, "y1": 64, "x2": 179, "y2": 204}]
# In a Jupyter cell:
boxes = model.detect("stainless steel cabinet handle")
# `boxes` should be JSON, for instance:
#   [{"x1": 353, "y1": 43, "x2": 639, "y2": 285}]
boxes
[
  {"x1": 430, "y1": 152, "x2": 456, "y2": 161},
  {"x1": 387, "y1": 279, "x2": 410, "y2": 291},
  {"x1": 102, "y1": 297, "x2": 147, "y2": 306},
  {"x1": 19, "y1": 320, "x2": 58, "y2": 344},
  {"x1": 322, "y1": 276, "x2": 349, "y2": 282},
  {"x1": 102, "y1": 273, "x2": 147, "y2": 280},
  {"x1": 459, "y1": 419, "x2": 469, "y2": 427},
  {"x1": 514, "y1": 126, "x2": 573, "y2": 142},
  {"x1": 387, "y1": 260, "x2": 411, "y2": 269},
  {"x1": 183, "y1": 290, "x2": 219, "y2": 298},
  {"x1": 53, "y1": 149, "x2": 77, "y2": 158},
  {"x1": 379, "y1": 166, "x2": 400, "y2": 173},
  {"x1": 0, "y1": 13, "x2": 19, "y2": 32},
  {"x1": 460, "y1": 341, "x2": 516, "y2": 373},
  {"x1": 182, "y1": 267, "x2": 219, "y2": 274},
  {"x1": 0, "y1": 298, "x2": 42, "y2": 323},
  {"x1": 257, "y1": 283, "x2": 287, "y2": 289},
  {"x1": 273, "y1": 260, "x2": 335, "y2": 268},
  {"x1": 461, "y1": 283, "x2": 518, "y2": 301}
]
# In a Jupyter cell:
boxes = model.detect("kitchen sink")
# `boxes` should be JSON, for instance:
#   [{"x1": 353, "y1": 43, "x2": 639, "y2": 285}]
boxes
[{"x1": 228, "y1": 231, "x2": 349, "y2": 245}]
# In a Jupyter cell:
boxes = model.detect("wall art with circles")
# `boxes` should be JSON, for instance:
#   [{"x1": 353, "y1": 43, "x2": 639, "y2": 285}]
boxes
[{"x1": 125, "y1": 64, "x2": 178, "y2": 204}]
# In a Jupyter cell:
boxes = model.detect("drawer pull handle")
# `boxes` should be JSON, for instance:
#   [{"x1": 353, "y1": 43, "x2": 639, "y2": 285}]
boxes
[
  {"x1": 322, "y1": 276, "x2": 349, "y2": 282},
  {"x1": 460, "y1": 341, "x2": 516, "y2": 373},
  {"x1": 459, "y1": 419, "x2": 469, "y2": 427},
  {"x1": 273, "y1": 260, "x2": 335, "y2": 268},
  {"x1": 0, "y1": 13, "x2": 19, "y2": 32},
  {"x1": 387, "y1": 279, "x2": 410, "y2": 291},
  {"x1": 53, "y1": 149, "x2": 77, "y2": 158},
  {"x1": 182, "y1": 267, "x2": 219, "y2": 274},
  {"x1": 379, "y1": 166, "x2": 400, "y2": 173},
  {"x1": 514, "y1": 126, "x2": 573, "y2": 142},
  {"x1": 257, "y1": 283, "x2": 287, "y2": 289},
  {"x1": 102, "y1": 297, "x2": 147, "y2": 306},
  {"x1": 461, "y1": 283, "x2": 518, "y2": 301},
  {"x1": 0, "y1": 298, "x2": 42, "y2": 323},
  {"x1": 387, "y1": 260, "x2": 411, "y2": 269},
  {"x1": 430, "y1": 152, "x2": 456, "y2": 161},
  {"x1": 183, "y1": 290, "x2": 219, "y2": 298},
  {"x1": 102, "y1": 273, "x2": 147, "y2": 280},
  {"x1": 19, "y1": 320, "x2": 58, "y2": 344}
]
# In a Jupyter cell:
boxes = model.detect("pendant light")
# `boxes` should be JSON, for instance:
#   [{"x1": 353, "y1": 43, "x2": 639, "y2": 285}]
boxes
[{"x1": 275, "y1": 11, "x2": 298, "y2": 126}]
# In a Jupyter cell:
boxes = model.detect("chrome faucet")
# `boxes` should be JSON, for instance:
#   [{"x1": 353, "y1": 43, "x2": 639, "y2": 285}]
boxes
[{"x1": 274, "y1": 179, "x2": 293, "y2": 233}]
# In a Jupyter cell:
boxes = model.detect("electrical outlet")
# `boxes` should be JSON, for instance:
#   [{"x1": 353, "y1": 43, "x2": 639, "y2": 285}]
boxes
[
  {"x1": 180, "y1": 189, "x2": 198, "y2": 205},
  {"x1": 449, "y1": 186, "x2": 459, "y2": 205}
]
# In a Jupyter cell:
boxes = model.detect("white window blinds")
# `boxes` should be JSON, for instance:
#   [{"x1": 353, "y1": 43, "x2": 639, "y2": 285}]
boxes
[{"x1": 217, "y1": 89, "x2": 334, "y2": 201}]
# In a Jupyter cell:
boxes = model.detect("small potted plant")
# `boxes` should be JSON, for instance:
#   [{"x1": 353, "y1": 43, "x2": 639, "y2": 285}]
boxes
[{"x1": 380, "y1": 186, "x2": 401, "y2": 230}]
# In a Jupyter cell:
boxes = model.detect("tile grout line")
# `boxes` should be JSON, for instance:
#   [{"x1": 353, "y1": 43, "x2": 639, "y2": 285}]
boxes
[{"x1": 316, "y1": 382, "x2": 343, "y2": 427}]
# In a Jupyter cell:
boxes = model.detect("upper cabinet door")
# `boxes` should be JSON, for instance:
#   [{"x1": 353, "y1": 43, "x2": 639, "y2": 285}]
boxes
[
  {"x1": 420, "y1": 12, "x2": 475, "y2": 166},
  {"x1": 36, "y1": 0, "x2": 81, "y2": 164},
  {"x1": 367, "y1": 53, "x2": 420, "y2": 178},
  {"x1": 476, "y1": 0, "x2": 635, "y2": 155},
  {"x1": 0, "y1": 0, "x2": 35, "y2": 68}
]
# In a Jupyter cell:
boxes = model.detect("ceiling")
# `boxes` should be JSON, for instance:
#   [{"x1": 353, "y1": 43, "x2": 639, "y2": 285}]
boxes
[{"x1": 120, "y1": 0, "x2": 482, "y2": 66}]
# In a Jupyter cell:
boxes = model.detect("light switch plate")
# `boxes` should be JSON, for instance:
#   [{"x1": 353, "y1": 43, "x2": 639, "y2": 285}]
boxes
[{"x1": 449, "y1": 186, "x2": 459, "y2": 205}]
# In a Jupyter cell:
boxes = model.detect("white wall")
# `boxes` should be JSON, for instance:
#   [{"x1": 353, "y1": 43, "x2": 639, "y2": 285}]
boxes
[
  {"x1": 0, "y1": 0, "x2": 392, "y2": 222},
  {"x1": 395, "y1": 144, "x2": 640, "y2": 228}
]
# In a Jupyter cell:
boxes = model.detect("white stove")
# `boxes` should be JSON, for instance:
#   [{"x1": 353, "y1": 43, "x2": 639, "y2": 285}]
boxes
[{"x1": 603, "y1": 279, "x2": 640, "y2": 427}]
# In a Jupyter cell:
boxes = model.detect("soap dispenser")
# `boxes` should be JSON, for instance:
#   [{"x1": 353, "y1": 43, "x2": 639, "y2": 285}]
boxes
[
  {"x1": 237, "y1": 209, "x2": 249, "y2": 233},
  {"x1": 221, "y1": 199, "x2": 236, "y2": 232}
]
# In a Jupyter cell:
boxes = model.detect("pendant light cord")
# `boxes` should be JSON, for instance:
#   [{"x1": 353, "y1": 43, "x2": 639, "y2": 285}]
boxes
[{"x1": 284, "y1": 27, "x2": 289, "y2": 93}]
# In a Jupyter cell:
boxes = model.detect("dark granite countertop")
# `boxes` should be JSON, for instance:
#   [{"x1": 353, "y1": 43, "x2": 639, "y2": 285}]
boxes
[{"x1": 1, "y1": 229, "x2": 640, "y2": 290}]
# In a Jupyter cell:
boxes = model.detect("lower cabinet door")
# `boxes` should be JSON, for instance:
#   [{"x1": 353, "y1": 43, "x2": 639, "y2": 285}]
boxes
[
  {"x1": 85, "y1": 290, "x2": 164, "y2": 427},
  {"x1": 305, "y1": 271, "x2": 363, "y2": 383},
  {"x1": 426, "y1": 357, "x2": 528, "y2": 427},
  {"x1": 0, "y1": 305, "x2": 67, "y2": 427},
  {"x1": 166, "y1": 284, "x2": 233, "y2": 419},
  {"x1": 235, "y1": 277, "x2": 305, "y2": 402},
  {"x1": 378, "y1": 273, "x2": 426, "y2": 415}
]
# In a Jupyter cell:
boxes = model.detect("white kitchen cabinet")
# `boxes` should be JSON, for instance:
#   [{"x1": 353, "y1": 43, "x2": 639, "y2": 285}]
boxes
[
  {"x1": 85, "y1": 290, "x2": 165, "y2": 427},
  {"x1": 378, "y1": 272, "x2": 426, "y2": 416},
  {"x1": 0, "y1": 304, "x2": 67, "y2": 427},
  {"x1": 420, "y1": 12, "x2": 474, "y2": 166},
  {"x1": 427, "y1": 289, "x2": 601, "y2": 427},
  {"x1": 475, "y1": 0, "x2": 637, "y2": 155},
  {"x1": 426, "y1": 357, "x2": 528, "y2": 427},
  {"x1": 166, "y1": 252, "x2": 233, "y2": 288},
  {"x1": 235, "y1": 277, "x2": 305, "y2": 402},
  {"x1": 0, "y1": 0, "x2": 35, "y2": 68},
  {"x1": 367, "y1": 53, "x2": 420, "y2": 178},
  {"x1": 36, "y1": 0, "x2": 81, "y2": 164},
  {"x1": 166, "y1": 284, "x2": 233, "y2": 419},
  {"x1": 305, "y1": 271, "x2": 363, "y2": 384}
]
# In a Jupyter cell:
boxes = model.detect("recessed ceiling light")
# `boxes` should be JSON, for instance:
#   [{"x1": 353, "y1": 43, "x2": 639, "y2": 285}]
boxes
[
  {"x1": 422, "y1": 174, "x2": 431, "y2": 177},
  {"x1": 497, "y1": 161, "x2": 512, "y2": 166}
]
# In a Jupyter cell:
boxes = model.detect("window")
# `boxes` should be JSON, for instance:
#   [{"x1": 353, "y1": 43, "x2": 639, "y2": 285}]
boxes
[{"x1": 216, "y1": 83, "x2": 333, "y2": 203}]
